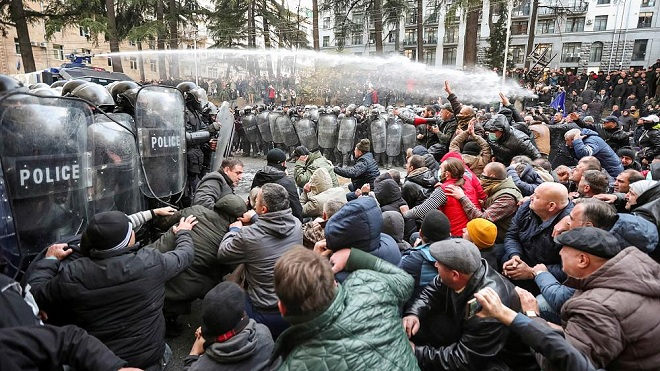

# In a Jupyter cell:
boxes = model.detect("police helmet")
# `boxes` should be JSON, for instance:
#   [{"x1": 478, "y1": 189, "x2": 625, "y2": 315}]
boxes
[
  {"x1": 204, "y1": 102, "x2": 218, "y2": 116},
  {"x1": 61, "y1": 80, "x2": 88, "y2": 96},
  {"x1": 338, "y1": 113, "x2": 346, "y2": 119},
  {"x1": 109, "y1": 81, "x2": 140, "y2": 104},
  {"x1": 50, "y1": 80, "x2": 67, "y2": 88},
  {"x1": 116, "y1": 87, "x2": 138, "y2": 113},
  {"x1": 31, "y1": 87, "x2": 59, "y2": 97},
  {"x1": 346, "y1": 104, "x2": 356, "y2": 114},
  {"x1": 243, "y1": 105, "x2": 252, "y2": 115},
  {"x1": 0, "y1": 74, "x2": 26, "y2": 94},
  {"x1": 70, "y1": 82, "x2": 115, "y2": 109},
  {"x1": 333, "y1": 106, "x2": 341, "y2": 115},
  {"x1": 28, "y1": 83, "x2": 49, "y2": 90},
  {"x1": 176, "y1": 81, "x2": 197, "y2": 94},
  {"x1": 190, "y1": 87, "x2": 208, "y2": 106}
]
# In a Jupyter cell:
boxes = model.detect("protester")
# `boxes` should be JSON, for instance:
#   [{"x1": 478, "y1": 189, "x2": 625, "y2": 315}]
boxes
[
  {"x1": 194, "y1": 158, "x2": 244, "y2": 209},
  {"x1": 293, "y1": 146, "x2": 339, "y2": 188},
  {"x1": 299, "y1": 168, "x2": 346, "y2": 218},
  {"x1": 251, "y1": 148, "x2": 303, "y2": 221},
  {"x1": 334, "y1": 139, "x2": 380, "y2": 201}
]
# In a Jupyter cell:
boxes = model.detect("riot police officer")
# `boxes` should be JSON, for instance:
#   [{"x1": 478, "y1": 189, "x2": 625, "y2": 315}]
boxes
[{"x1": 177, "y1": 82, "x2": 208, "y2": 206}]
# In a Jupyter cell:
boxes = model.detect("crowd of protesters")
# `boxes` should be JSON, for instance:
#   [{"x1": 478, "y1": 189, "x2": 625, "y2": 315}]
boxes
[{"x1": 4, "y1": 61, "x2": 660, "y2": 371}]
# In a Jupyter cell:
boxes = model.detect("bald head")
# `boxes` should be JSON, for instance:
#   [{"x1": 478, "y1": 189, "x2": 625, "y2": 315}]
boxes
[
  {"x1": 483, "y1": 162, "x2": 507, "y2": 180},
  {"x1": 542, "y1": 182, "x2": 570, "y2": 208},
  {"x1": 530, "y1": 182, "x2": 570, "y2": 221}
]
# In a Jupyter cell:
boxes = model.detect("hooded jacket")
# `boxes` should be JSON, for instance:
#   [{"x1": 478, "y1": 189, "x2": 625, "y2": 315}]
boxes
[
  {"x1": 638, "y1": 122, "x2": 660, "y2": 162},
  {"x1": 402, "y1": 167, "x2": 437, "y2": 207},
  {"x1": 300, "y1": 168, "x2": 347, "y2": 218},
  {"x1": 251, "y1": 165, "x2": 303, "y2": 221},
  {"x1": 325, "y1": 197, "x2": 401, "y2": 281},
  {"x1": 562, "y1": 247, "x2": 660, "y2": 370},
  {"x1": 375, "y1": 178, "x2": 407, "y2": 212},
  {"x1": 483, "y1": 114, "x2": 541, "y2": 165},
  {"x1": 193, "y1": 170, "x2": 235, "y2": 209},
  {"x1": 294, "y1": 151, "x2": 339, "y2": 188},
  {"x1": 218, "y1": 208, "x2": 302, "y2": 309},
  {"x1": 507, "y1": 164, "x2": 544, "y2": 197},
  {"x1": 334, "y1": 151, "x2": 380, "y2": 191},
  {"x1": 184, "y1": 319, "x2": 275, "y2": 371},
  {"x1": 448, "y1": 130, "x2": 492, "y2": 176},
  {"x1": 570, "y1": 128, "x2": 624, "y2": 177}
]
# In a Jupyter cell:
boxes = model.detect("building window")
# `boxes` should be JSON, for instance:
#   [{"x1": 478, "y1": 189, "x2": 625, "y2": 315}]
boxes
[
  {"x1": 511, "y1": 20, "x2": 528, "y2": 35},
  {"x1": 442, "y1": 47, "x2": 457, "y2": 65},
  {"x1": 510, "y1": 45, "x2": 526, "y2": 64},
  {"x1": 53, "y1": 44, "x2": 64, "y2": 60},
  {"x1": 323, "y1": 16, "x2": 330, "y2": 29},
  {"x1": 596, "y1": 0, "x2": 610, "y2": 4},
  {"x1": 632, "y1": 39, "x2": 648, "y2": 60},
  {"x1": 590, "y1": 42, "x2": 603, "y2": 62},
  {"x1": 642, "y1": 0, "x2": 655, "y2": 6},
  {"x1": 79, "y1": 27, "x2": 90, "y2": 38},
  {"x1": 351, "y1": 33, "x2": 362, "y2": 45},
  {"x1": 81, "y1": 48, "x2": 91, "y2": 55},
  {"x1": 129, "y1": 57, "x2": 137, "y2": 69},
  {"x1": 404, "y1": 49, "x2": 415, "y2": 60},
  {"x1": 537, "y1": 19, "x2": 555, "y2": 34},
  {"x1": 128, "y1": 40, "x2": 136, "y2": 46},
  {"x1": 369, "y1": 32, "x2": 376, "y2": 44},
  {"x1": 424, "y1": 49, "x2": 436, "y2": 65},
  {"x1": 536, "y1": 43, "x2": 553, "y2": 59},
  {"x1": 323, "y1": 36, "x2": 330, "y2": 47},
  {"x1": 513, "y1": 0, "x2": 531, "y2": 16},
  {"x1": 594, "y1": 15, "x2": 607, "y2": 31},
  {"x1": 352, "y1": 15, "x2": 364, "y2": 30},
  {"x1": 14, "y1": 38, "x2": 20, "y2": 54},
  {"x1": 404, "y1": 29, "x2": 416, "y2": 45},
  {"x1": 444, "y1": 26, "x2": 458, "y2": 43},
  {"x1": 565, "y1": 17, "x2": 585, "y2": 32},
  {"x1": 148, "y1": 40, "x2": 155, "y2": 49},
  {"x1": 107, "y1": 57, "x2": 112, "y2": 66},
  {"x1": 424, "y1": 27, "x2": 437, "y2": 44},
  {"x1": 638, "y1": 12, "x2": 653, "y2": 28},
  {"x1": 387, "y1": 31, "x2": 395, "y2": 43},
  {"x1": 562, "y1": 42, "x2": 581, "y2": 63},
  {"x1": 150, "y1": 59, "x2": 157, "y2": 72}
]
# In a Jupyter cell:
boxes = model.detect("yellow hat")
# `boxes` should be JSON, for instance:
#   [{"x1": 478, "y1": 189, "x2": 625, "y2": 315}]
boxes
[{"x1": 466, "y1": 218, "x2": 497, "y2": 250}]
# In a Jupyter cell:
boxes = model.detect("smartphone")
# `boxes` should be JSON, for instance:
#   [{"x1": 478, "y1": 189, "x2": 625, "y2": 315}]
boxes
[{"x1": 466, "y1": 298, "x2": 482, "y2": 320}]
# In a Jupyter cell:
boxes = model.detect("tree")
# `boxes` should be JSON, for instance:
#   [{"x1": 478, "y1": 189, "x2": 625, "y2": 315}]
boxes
[
  {"x1": 483, "y1": 3, "x2": 513, "y2": 71},
  {"x1": 444, "y1": 0, "x2": 482, "y2": 68}
]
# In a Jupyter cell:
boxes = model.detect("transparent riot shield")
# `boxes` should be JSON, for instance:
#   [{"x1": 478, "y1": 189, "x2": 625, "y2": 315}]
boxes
[
  {"x1": 337, "y1": 117, "x2": 357, "y2": 154},
  {"x1": 401, "y1": 123, "x2": 417, "y2": 153},
  {"x1": 0, "y1": 93, "x2": 92, "y2": 272},
  {"x1": 88, "y1": 113, "x2": 143, "y2": 216},
  {"x1": 257, "y1": 111, "x2": 272, "y2": 142},
  {"x1": 243, "y1": 114, "x2": 261, "y2": 143},
  {"x1": 370, "y1": 118, "x2": 387, "y2": 153},
  {"x1": 318, "y1": 114, "x2": 338, "y2": 149},
  {"x1": 294, "y1": 118, "x2": 318, "y2": 151},
  {"x1": 269, "y1": 111, "x2": 284, "y2": 144},
  {"x1": 134, "y1": 86, "x2": 186, "y2": 199},
  {"x1": 386, "y1": 121, "x2": 403, "y2": 157},
  {"x1": 277, "y1": 115, "x2": 299, "y2": 147}
]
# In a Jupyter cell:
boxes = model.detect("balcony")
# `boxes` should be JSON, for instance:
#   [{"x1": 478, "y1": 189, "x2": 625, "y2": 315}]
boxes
[
  {"x1": 403, "y1": 39, "x2": 417, "y2": 46},
  {"x1": 424, "y1": 37, "x2": 438, "y2": 44}
]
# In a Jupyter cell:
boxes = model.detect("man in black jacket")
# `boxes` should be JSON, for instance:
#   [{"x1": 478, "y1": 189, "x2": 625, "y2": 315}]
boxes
[
  {"x1": 251, "y1": 148, "x2": 303, "y2": 221},
  {"x1": 334, "y1": 138, "x2": 380, "y2": 201},
  {"x1": 28, "y1": 211, "x2": 197, "y2": 370},
  {"x1": 402, "y1": 238, "x2": 538, "y2": 371},
  {"x1": 193, "y1": 158, "x2": 244, "y2": 210}
]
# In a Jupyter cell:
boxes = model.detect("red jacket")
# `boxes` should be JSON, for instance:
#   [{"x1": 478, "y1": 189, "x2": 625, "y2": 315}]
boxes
[{"x1": 440, "y1": 178, "x2": 480, "y2": 237}]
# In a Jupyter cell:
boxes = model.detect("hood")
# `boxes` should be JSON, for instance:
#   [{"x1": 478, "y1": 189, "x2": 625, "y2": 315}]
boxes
[
  {"x1": 214, "y1": 194, "x2": 248, "y2": 218},
  {"x1": 382, "y1": 211, "x2": 404, "y2": 243},
  {"x1": 440, "y1": 151, "x2": 464, "y2": 164},
  {"x1": 483, "y1": 114, "x2": 511, "y2": 138},
  {"x1": 610, "y1": 213, "x2": 659, "y2": 254},
  {"x1": 253, "y1": 165, "x2": 286, "y2": 185},
  {"x1": 423, "y1": 154, "x2": 439, "y2": 173},
  {"x1": 306, "y1": 150, "x2": 322, "y2": 163},
  {"x1": 375, "y1": 179, "x2": 404, "y2": 207},
  {"x1": 407, "y1": 167, "x2": 437, "y2": 188},
  {"x1": 497, "y1": 107, "x2": 513, "y2": 123},
  {"x1": 325, "y1": 197, "x2": 382, "y2": 252},
  {"x1": 257, "y1": 208, "x2": 300, "y2": 238},
  {"x1": 565, "y1": 247, "x2": 660, "y2": 298},
  {"x1": 206, "y1": 319, "x2": 264, "y2": 363},
  {"x1": 412, "y1": 145, "x2": 429, "y2": 156},
  {"x1": 309, "y1": 168, "x2": 332, "y2": 194}
]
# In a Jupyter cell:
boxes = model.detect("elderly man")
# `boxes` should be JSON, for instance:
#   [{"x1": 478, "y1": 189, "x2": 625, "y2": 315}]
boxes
[
  {"x1": 576, "y1": 169, "x2": 609, "y2": 198},
  {"x1": 194, "y1": 158, "x2": 244, "y2": 209},
  {"x1": 28, "y1": 211, "x2": 197, "y2": 370},
  {"x1": 565, "y1": 128, "x2": 623, "y2": 178},
  {"x1": 403, "y1": 239, "x2": 537, "y2": 370},
  {"x1": 503, "y1": 183, "x2": 573, "y2": 293},
  {"x1": 525, "y1": 227, "x2": 660, "y2": 370},
  {"x1": 217, "y1": 183, "x2": 302, "y2": 339}
]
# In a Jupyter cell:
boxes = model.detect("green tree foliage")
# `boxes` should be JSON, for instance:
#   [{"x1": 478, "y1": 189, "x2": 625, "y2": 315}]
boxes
[{"x1": 483, "y1": 4, "x2": 513, "y2": 71}]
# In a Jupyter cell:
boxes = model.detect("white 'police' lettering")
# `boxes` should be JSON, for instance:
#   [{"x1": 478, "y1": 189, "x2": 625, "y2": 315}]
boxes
[
  {"x1": 151, "y1": 135, "x2": 181, "y2": 150},
  {"x1": 19, "y1": 164, "x2": 80, "y2": 186}
]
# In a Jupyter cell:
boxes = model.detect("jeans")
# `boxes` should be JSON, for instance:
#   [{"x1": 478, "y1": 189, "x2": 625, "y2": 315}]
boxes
[
  {"x1": 537, "y1": 294, "x2": 562, "y2": 325},
  {"x1": 245, "y1": 296, "x2": 289, "y2": 340}
]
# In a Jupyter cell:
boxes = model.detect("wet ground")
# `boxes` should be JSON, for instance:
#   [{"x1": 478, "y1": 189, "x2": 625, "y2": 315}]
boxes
[{"x1": 165, "y1": 153, "x2": 407, "y2": 369}]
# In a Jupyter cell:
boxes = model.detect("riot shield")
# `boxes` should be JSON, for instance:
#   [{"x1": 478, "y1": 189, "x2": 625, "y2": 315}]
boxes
[
  {"x1": 370, "y1": 118, "x2": 387, "y2": 153},
  {"x1": 269, "y1": 111, "x2": 284, "y2": 144},
  {"x1": 401, "y1": 123, "x2": 417, "y2": 153},
  {"x1": 257, "y1": 111, "x2": 272, "y2": 142},
  {"x1": 134, "y1": 85, "x2": 186, "y2": 199},
  {"x1": 276, "y1": 115, "x2": 299, "y2": 147},
  {"x1": 88, "y1": 113, "x2": 144, "y2": 216},
  {"x1": 243, "y1": 114, "x2": 261, "y2": 143},
  {"x1": 0, "y1": 93, "x2": 92, "y2": 266},
  {"x1": 294, "y1": 118, "x2": 318, "y2": 151},
  {"x1": 386, "y1": 120, "x2": 403, "y2": 157},
  {"x1": 210, "y1": 102, "x2": 234, "y2": 173},
  {"x1": 337, "y1": 116, "x2": 357, "y2": 154},
  {"x1": 317, "y1": 114, "x2": 338, "y2": 149}
]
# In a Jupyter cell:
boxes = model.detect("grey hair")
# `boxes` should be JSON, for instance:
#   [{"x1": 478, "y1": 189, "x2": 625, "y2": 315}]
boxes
[
  {"x1": 323, "y1": 199, "x2": 345, "y2": 219},
  {"x1": 564, "y1": 128, "x2": 582, "y2": 140},
  {"x1": 260, "y1": 183, "x2": 290, "y2": 212}
]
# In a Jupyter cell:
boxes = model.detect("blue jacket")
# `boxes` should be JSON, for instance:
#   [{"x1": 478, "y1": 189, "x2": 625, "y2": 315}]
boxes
[
  {"x1": 507, "y1": 164, "x2": 544, "y2": 197},
  {"x1": 333, "y1": 152, "x2": 380, "y2": 191},
  {"x1": 610, "y1": 213, "x2": 658, "y2": 253},
  {"x1": 504, "y1": 200, "x2": 573, "y2": 281},
  {"x1": 571, "y1": 128, "x2": 623, "y2": 177},
  {"x1": 399, "y1": 244, "x2": 437, "y2": 299},
  {"x1": 325, "y1": 197, "x2": 401, "y2": 281}
]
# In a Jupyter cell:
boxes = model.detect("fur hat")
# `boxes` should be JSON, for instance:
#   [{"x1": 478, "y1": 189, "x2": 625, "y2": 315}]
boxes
[{"x1": 356, "y1": 139, "x2": 371, "y2": 153}]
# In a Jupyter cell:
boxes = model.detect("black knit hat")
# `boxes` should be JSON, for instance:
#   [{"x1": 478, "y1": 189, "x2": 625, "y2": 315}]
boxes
[
  {"x1": 294, "y1": 146, "x2": 310, "y2": 157},
  {"x1": 81, "y1": 211, "x2": 133, "y2": 258},
  {"x1": 462, "y1": 141, "x2": 481, "y2": 156},
  {"x1": 201, "y1": 282, "x2": 247, "y2": 343},
  {"x1": 421, "y1": 210, "x2": 451, "y2": 243},
  {"x1": 266, "y1": 148, "x2": 287, "y2": 164}
]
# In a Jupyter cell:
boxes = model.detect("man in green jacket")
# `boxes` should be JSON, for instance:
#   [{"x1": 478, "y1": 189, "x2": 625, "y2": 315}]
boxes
[
  {"x1": 271, "y1": 246, "x2": 419, "y2": 371},
  {"x1": 294, "y1": 146, "x2": 339, "y2": 188}
]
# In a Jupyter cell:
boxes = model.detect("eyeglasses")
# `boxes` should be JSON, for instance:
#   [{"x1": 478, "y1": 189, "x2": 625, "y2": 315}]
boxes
[{"x1": 479, "y1": 174, "x2": 499, "y2": 181}]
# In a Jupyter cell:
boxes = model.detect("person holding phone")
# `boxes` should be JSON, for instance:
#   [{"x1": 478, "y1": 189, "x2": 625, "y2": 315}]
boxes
[{"x1": 402, "y1": 238, "x2": 538, "y2": 370}]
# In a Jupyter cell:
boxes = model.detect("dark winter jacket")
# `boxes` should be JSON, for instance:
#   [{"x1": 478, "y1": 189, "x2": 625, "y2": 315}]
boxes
[
  {"x1": 193, "y1": 170, "x2": 235, "y2": 209},
  {"x1": 547, "y1": 121, "x2": 580, "y2": 168},
  {"x1": 570, "y1": 128, "x2": 624, "y2": 177},
  {"x1": 638, "y1": 123, "x2": 660, "y2": 162},
  {"x1": 272, "y1": 249, "x2": 419, "y2": 371},
  {"x1": 334, "y1": 151, "x2": 380, "y2": 191},
  {"x1": 325, "y1": 197, "x2": 401, "y2": 282},
  {"x1": 576, "y1": 119, "x2": 630, "y2": 154},
  {"x1": 184, "y1": 319, "x2": 275, "y2": 371},
  {"x1": 504, "y1": 200, "x2": 573, "y2": 281},
  {"x1": 399, "y1": 243, "x2": 438, "y2": 299},
  {"x1": 28, "y1": 232, "x2": 195, "y2": 369},
  {"x1": 405, "y1": 260, "x2": 538, "y2": 370},
  {"x1": 484, "y1": 114, "x2": 541, "y2": 164},
  {"x1": 402, "y1": 167, "x2": 437, "y2": 207},
  {"x1": 507, "y1": 164, "x2": 544, "y2": 197},
  {"x1": 251, "y1": 164, "x2": 303, "y2": 222}
]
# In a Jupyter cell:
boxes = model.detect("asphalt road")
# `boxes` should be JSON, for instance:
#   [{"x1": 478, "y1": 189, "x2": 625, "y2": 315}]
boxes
[{"x1": 164, "y1": 153, "x2": 407, "y2": 369}]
